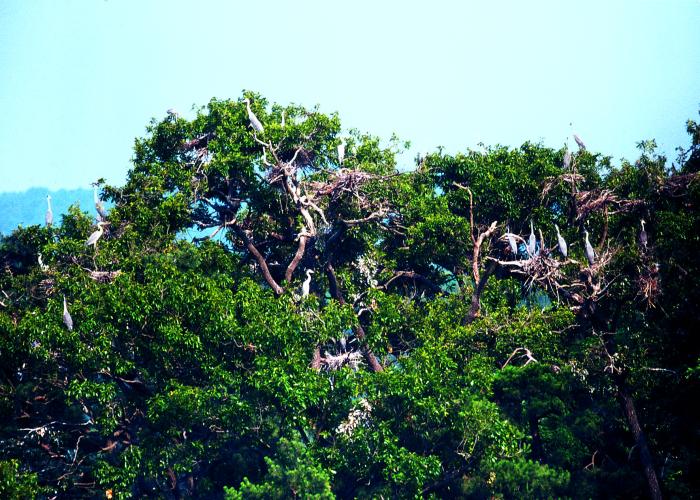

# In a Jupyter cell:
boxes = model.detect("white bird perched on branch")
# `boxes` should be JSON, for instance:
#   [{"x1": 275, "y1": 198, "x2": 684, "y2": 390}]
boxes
[
  {"x1": 563, "y1": 150, "x2": 572, "y2": 170},
  {"x1": 86, "y1": 222, "x2": 107, "y2": 249},
  {"x1": 584, "y1": 229, "x2": 596, "y2": 266},
  {"x1": 337, "y1": 139, "x2": 346, "y2": 165},
  {"x1": 555, "y1": 224, "x2": 568, "y2": 258},
  {"x1": 528, "y1": 221, "x2": 537, "y2": 257},
  {"x1": 505, "y1": 226, "x2": 518, "y2": 256},
  {"x1": 45, "y1": 195, "x2": 53, "y2": 227},
  {"x1": 243, "y1": 98, "x2": 264, "y2": 133},
  {"x1": 302, "y1": 269, "x2": 314, "y2": 298},
  {"x1": 63, "y1": 296, "x2": 73, "y2": 331}
]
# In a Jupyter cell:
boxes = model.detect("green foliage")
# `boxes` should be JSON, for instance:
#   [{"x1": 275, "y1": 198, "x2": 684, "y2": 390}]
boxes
[
  {"x1": 224, "y1": 437, "x2": 334, "y2": 499},
  {"x1": 0, "y1": 460, "x2": 44, "y2": 499},
  {"x1": 1, "y1": 93, "x2": 698, "y2": 498}
]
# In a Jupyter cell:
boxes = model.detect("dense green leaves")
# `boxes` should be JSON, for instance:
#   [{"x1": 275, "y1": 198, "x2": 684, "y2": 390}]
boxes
[{"x1": 1, "y1": 94, "x2": 698, "y2": 498}]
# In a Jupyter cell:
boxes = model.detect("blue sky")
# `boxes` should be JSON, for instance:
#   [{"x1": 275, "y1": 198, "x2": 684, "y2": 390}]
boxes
[{"x1": 1, "y1": 0, "x2": 698, "y2": 193}]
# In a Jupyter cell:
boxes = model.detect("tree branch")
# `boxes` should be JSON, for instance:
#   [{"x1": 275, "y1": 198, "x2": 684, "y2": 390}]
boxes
[{"x1": 324, "y1": 262, "x2": 383, "y2": 373}]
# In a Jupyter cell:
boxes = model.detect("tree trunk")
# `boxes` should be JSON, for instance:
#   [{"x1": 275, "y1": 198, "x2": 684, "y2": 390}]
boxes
[
  {"x1": 618, "y1": 386, "x2": 663, "y2": 500},
  {"x1": 325, "y1": 262, "x2": 383, "y2": 372},
  {"x1": 529, "y1": 414, "x2": 544, "y2": 462}
]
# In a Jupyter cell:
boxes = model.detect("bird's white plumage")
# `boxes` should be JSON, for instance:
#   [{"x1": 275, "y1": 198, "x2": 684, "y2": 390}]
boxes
[
  {"x1": 506, "y1": 226, "x2": 518, "y2": 256},
  {"x1": 244, "y1": 98, "x2": 264, "y2": 133},
  {"x1": 86, "y1": 222, "x2": 107, "y2": 247},
  {"x1": 337, "y1": 139, "x2": 345, "y2": 165},
  {"x1": 555, "y1": 224, "x2": 568, "y2": 258},
  {"x1": 528, "y1": 221, "x2": 537, "y2": 257},
  {"x1": 302, "y1": 269, "x2": 314, "y2": 297},
  {"x1": 63, "y1": 296, "x2": 73, "y2": 331},
  {"x1": 573, "y1": 134, "x2": 586, "y2": 151},
  {"x1": 584, "y1": 230, "x2": 596, "y2": 266}
]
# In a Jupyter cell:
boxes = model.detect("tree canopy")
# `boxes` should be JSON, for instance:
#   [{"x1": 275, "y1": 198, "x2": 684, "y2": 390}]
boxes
[{"x1": 1, "y1": 93, "x2": 699, "y2": 499}]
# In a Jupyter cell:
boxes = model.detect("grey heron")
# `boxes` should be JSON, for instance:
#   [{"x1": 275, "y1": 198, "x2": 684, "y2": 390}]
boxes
[
  {"x1": 243, "y1": 98, "x2": 264, "y2": 133},
  {"x1": 563, "y1": 150, "x2": 572, "y2": 170},
  {"x1": 555, "y1": 224, "x2": 568, "y2": 258},
  {"x1": 337, "y1": 139, "x2": 346, "y2": 165},
  {"x1": 281, "y1": 110, "x2": 286, "y2": 128},
  {"x1": 584, "y1": 230, "x2": 596, "y2": 266},
  {"x1": 167, "y1": 108, "x2": 179, "y2": 119},
  {"x1": 573, "y1": 134, "x2": 586, "y2": 151},
  {"x1": 639, "y1": 219, "x2": 648, "y2": 251},
  {"x1": 528, "y1": 221, "x2": 537, "y2": 257},
  {"x1": 86, "y1": 222, "x2": 107, "y2": 249},
  {"x1": 45, "y1": 195, "x2": 53, "y2": 227},
  {"x1": 63, "y1": 296, "x2": 73, "y2": 331},
  {"x1": 506, "y1": 226, "x2": 518, "y2": 256},
  {"x1": 93, "y1": 185, "x2": 107, "y2": 221},
  {"x1": 302, "y1": 269, "x2": 314, "y2": 297}
]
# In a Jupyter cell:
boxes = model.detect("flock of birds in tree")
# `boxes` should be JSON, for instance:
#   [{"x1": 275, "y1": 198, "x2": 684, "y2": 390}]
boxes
[
  {"x1": 504, "y1": 219, "x2": 607, "y2": 266},
  {"x1": 47, "y1": 105, "x2": 650, "y2": 333}
]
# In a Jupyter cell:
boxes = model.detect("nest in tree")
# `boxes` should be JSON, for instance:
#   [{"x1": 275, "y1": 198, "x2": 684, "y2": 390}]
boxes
[
  {"x1": 37, "y1": 278, "x2": 55, "y2": 297},
  {"x1": 87, "y1": 270, "x2": 122, "y2": 283},
  {"x1": 575, "y1": 189, "x2": 643, "y2": 221},
  {"x1": 311, "y1": 169, "x2": 378, "y2": 205},
  {"x1": 321, "y1": 350, "x2": 364, "y2": 371},
  {"x1": 660, "y1": 172, "x2": 699, "y2": 198},
  {"x1": 541, "y1": 173, "x2": 585, "y2": 200},
  {"x1": 636, "y1": 263, "x2": 661, "y2": 308}
]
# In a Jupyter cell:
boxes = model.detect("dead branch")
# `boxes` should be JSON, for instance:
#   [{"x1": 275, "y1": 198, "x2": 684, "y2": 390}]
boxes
[
  {"x1": 575, "y1": 189, "x2": 643, "y2": 222},
  {"x1": 502, "y1": 347, "x2": 538, "y2": 368}
]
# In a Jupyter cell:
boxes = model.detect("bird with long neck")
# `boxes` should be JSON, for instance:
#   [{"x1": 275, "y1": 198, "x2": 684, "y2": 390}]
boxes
[
  {"x1": 302, "y1": 269, "x2": 314, "y2": 298},
  {"x1": 506, "y1": 226, "x2": 518, "y2": 257},
  {"x1": 243, "y1": 98, "x2": 264, "y2": 133},
  {"x1": 584, "y1": 229, "x2": 596, "y2": 266},
  {"x1": 555, "y1": 224, "x2": 568, "y2": 258},
  {"x1": 45, "y1": 195, "x2": 53, "y2": 227},
  {"x1": 63, "y1": 296, "x2": 73, "y2": 331},
  {"x1": 85, "y1": 222, "x2": 107, "y2": 249},
  {"x1": 639, "y1": 219, "x2": 648, "y2": 251},
  {"x1": 573, "y1": 133, "x2": 586, "y2": 151},
  {"x1": 528, "y1": 220, "x2": 537, "y2": 257}
]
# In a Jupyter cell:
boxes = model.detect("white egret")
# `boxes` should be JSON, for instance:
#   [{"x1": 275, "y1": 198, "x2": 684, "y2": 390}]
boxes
[
  {"x1": 302, "y1": 269, "x2": 314, "y2": 297},
  {"x1": 63, "y1": 296, "x2": 73, "y2": 331},
  {"x1": 243, "y1": 98, "x2": 264, "y2": 133},
  {"x1": 86, "y1": 222, "x2": 107, "y2": 249},
  {"x1": 528, "y1": 221, "x2": 537, "y2": 257},
  {"x1": 555, "y1": 224, "x2": 568, "y2": 258},
  {"x1": 584, "y1": 230, "x2": 596, "y2": 266},
  {"x1": 337, "y1": 139, "x2": 346, "y2": 165}
]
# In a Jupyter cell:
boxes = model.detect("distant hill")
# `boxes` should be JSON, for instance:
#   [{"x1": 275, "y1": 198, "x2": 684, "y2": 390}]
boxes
[{"x1": 0, "y1": 188, "x2": 104, "y2": 236}]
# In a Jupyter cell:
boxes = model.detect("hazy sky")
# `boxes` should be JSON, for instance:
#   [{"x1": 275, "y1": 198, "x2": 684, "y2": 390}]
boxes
[{"x1": 1, "y1": 0, "x2": 698, "y2": 192}]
